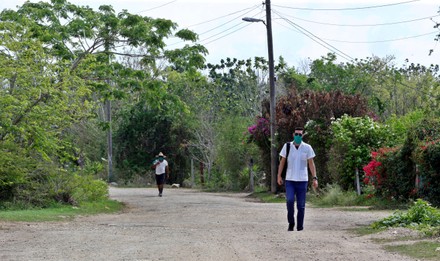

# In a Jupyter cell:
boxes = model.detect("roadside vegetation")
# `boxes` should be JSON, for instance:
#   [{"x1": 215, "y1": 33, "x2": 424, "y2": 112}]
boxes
[{"x1": 0, "y1": 199, "x2": 124, "y2": 222}]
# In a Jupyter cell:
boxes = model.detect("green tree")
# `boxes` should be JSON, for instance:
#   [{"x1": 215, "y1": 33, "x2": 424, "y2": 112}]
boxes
[
  {"x1": 329, "y1": 115, "x2": 396, "y2": 190},
  {"x1": 283, "y1": 54, "x2": 440, "y2": 120},
  {"x1": 0, "y1": 0, "x2": 207, "y2": 206}
]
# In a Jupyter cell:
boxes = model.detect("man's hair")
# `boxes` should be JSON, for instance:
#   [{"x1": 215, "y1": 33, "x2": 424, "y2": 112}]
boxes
[{"x1": 295, "y1": 127, "x2": 304, "y2": 131}]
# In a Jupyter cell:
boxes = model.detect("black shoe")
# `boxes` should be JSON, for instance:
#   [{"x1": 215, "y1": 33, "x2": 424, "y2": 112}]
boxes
[
  {"x1": 288, "y1": 224, "x2": 294, "y2": 231},
  {"x1": 297, "y1": 227, "x2": 303, "y2": 231},
  {"x1": 158, "y1": 193, "x2": 162, "y2": 197}
]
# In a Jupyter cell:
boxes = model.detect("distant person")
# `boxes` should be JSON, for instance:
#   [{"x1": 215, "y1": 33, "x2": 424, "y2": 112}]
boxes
[
  {"x1": 277, "y1": 127, "x2": 318, "y2": 231},
  {"x1": 151, "y1": 152, "x2": 169, "y2": 197}
]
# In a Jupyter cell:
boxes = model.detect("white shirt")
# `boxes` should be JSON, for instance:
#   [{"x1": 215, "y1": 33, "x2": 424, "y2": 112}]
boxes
[
  {"x1": 154, "y1": 159, "x2": 168, "y2": 175},
  {"x1": 279, "y1": 141, "x2": 315, "y2": 181}
]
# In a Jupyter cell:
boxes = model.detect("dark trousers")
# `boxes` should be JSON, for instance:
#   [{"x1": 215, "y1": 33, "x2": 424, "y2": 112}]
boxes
[{"x1": 285, "y1": 180, "x2": 308, "y2": 230}]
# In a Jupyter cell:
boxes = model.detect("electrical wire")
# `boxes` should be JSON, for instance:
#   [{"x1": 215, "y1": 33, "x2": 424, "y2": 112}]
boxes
[
  {"x1": 166, "y1": 4, "x2": 262, "y2": 47},
  {"x1": 272, "y1": 10, "x2": 354, "y2": 61},
  {"x1": 197, "y1": 5, "x2": 262, "y2": 36},
  {"x1": 198, "y1": 12, "x2": 265, "y2": 45},
  {"x1": 137, "y1": 0, "x2": 178, "y2": 14},
  {"x1": 187, "y1": 4, "x2": 262, "y2": 28},
  {"x1": 279, "y1": 14, "x2": 440, "y2": 27},
  {"x1": 273, "y1": 0, "x2": 420, "y2": 11},
  {"x1": 273, "y1": 8, "x2": 438, "y2": 53},
  {"x1": 321, "y1": 31, "x2": 438, "y2": 43},
  {"x1": 200, "y1": 23, "x2": 254, "y2": 46}
]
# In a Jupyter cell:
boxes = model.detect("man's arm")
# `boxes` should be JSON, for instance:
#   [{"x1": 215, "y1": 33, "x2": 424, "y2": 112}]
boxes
[
  {"x1": 277, "y1": 157, "x2": 286, "y2": 185},
  {"x1": 308, "y1": 158, "x2": 318, "y2": 188},
  {"x1": 151, "y1": 159, "x2": 159, "y2": 170}
]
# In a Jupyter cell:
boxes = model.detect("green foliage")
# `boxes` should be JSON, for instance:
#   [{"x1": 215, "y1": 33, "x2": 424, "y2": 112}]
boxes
[
  {"x1": 215, "y1": 116, "x2": 252, "y2": 190},
  {"x1": 250, "y1": 186, "x2": 286, "y2": 203},
  {"x1": 289, "y1": 54, "x2": 440, "y2": 119},
  {"x1": 384, "y1": 242, "x2": 440, "y2": 260},
  {"x1": 372, "y1": 199, "x2": 440, "y2": 233},
  {"x1": 362, "y1": 116, "x2": 440, "y2": 205},
  {"x1": 0, "y1": 199, "x2": 123, "y2": 222},
  {"x1": 309, "y1": 184, "x2": 370, "y2": 207},
  {"x1": 329, "y1": 115, "x2": 396, "y2": 190},
  {"x1": 0, "y1": 0, "x2": 208, "y2": 208},
  {"x1": 412, "y1": 119, "x2": 440, "y2": 206},
  {"x1": 371, "y1": 146, "x2": 416, "y2": 201},
  {"x1": 114, "y1": 101, "x2": 193, "y2": 185},
  {"x1": 206, "y1": 57, "x2": 266, "y2": 117},
  {"x1": 278, "y1": 66, "x2": 321, "y2": 93},
  {"x1": 0, "y1": 142, "x2": 30, "y2": 201},
  {"x1": 203, "y1": 170, "x2": 232, "y2": 191},
  {"x1": 385, "y1": 110, "x2": 426, "y2": 143}
]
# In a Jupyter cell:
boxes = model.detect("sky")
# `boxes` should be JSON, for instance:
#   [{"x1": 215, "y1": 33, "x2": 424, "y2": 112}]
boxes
[{"x1": 2, "y1": 0, "x2": 440, "y2": 69}]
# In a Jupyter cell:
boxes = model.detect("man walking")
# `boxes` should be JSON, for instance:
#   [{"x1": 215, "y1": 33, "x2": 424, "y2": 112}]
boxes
[
  {"x1": 277, "y1": 127, "x2": 318, "y2": 231},
  {"x1": 151, "y1": 152, "x2": 169, "y2": 197}
]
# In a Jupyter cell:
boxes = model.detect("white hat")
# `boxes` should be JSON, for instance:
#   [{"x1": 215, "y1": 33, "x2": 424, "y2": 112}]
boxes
[{"x1": 156, "y1": 152, "x2": 166, "y2": 158}]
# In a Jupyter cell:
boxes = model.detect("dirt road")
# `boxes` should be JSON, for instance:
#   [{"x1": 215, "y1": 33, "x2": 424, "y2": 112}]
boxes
[{"x1": 0, "y1": 187, "x2": 416, "y2": 261}]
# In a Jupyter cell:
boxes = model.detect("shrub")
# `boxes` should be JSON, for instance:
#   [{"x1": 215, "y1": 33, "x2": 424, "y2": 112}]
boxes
[
  {"x1": 330, "y1": 115, "x2": 395, "y2": 190},
  {"x1": 315, "y1": 184, "x2": 359, "y2": 207},
  {"x1": 372, "y1": 199, "x2": 440, "y2": 233},
  {"x1": 363, "y1": 145, "x2": 416, "y2": 201},
  {"x1": 363, "y1": 118, "x2": 440, "y2": 206},
  {"x1": 415, "y1": 140, "x2": 440, "y2": 206}
]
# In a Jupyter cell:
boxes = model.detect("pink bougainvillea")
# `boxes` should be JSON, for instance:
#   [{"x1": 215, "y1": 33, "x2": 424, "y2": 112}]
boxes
[{"x1": 246, "y1": 117, "x2": 270, "y2": 147}]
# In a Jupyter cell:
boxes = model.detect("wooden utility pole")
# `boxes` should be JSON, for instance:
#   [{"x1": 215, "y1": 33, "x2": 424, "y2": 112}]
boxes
[{"x1": 265, "y1": 0, "x2": 277, "y2": 193}]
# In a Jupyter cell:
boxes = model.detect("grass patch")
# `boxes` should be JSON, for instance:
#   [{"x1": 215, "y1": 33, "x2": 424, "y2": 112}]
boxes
[
  {"x1": 351, "y1": 226, "x2": 386, "y2": 236},
  {"x1": 307, "y1": 184, "x2": 366, "y2": 207},
  {"x1": 0, "y1": 199, "x2": 124, "y2": 222},
  {"x1": 384, "y1": 242, "x2": 440, "y2": 260},
  {"x1": 249, "y1": 187, "x2": 286, "y2": 203}
]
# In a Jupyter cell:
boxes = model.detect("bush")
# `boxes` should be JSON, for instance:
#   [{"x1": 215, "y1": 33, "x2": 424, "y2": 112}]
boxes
[
  {"x1": 330, "y1": 115, "x2": 396, "y2": 190},
  {"x1": 71, "y1": 174, "x2": 108, "y2": 202},
  {"x1": 363, "y1": 117, "x2": 440, "y2": 206},
  {"x1": 415, "y1": 139, "x2": 440, "y2": 206},
  {"x1": 315, "y1": 184, "x2": 360, "y2": 206},
  {"x1": 1, "y1": 159, "x2": 109, "y2": 209},
  {"x1": 372, "y1": 199, "x2": 440, "y2": 234},
  {"x1": 364, "y1": 147, "x2": 416, "y2": 201}
]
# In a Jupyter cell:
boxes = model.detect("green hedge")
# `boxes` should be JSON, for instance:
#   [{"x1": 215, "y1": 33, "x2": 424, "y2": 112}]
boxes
[{"x1": 364, "y1": 119, "x2": 440, "y2": 206}]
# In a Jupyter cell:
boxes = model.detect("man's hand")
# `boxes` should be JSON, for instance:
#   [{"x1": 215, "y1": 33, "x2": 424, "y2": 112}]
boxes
[
  {"x1": 277, "y1": 175, "x2": 283, "y2": 186},
  {"x1": 312, "y1": 179, "x2": 318, "y2": 189}
]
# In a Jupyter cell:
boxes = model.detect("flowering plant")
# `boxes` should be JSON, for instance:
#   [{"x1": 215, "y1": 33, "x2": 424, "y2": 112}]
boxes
[
  {"x1": 245, "y1": 117, "x2": 270, "y2": 148},
  {"x1": 363, "y1": 147, "x2": 399, "y2": 189}
]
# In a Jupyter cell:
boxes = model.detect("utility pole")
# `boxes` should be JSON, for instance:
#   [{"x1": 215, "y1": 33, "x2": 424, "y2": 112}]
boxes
[
  {"x1": 265, "y1": 0, "x2": 277, "y2": 193},
  {"x1": 242, "y1": 0, "x2": 277, "y2": 193}
]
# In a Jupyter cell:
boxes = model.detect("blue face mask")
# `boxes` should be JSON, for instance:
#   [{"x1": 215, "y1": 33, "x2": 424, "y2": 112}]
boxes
[
  {"x1": 294, "y1": 134, "x2": 302, "y2": 144},
  {"x1": 158, "y1": 156, "x2": 164, "y2": 162}
]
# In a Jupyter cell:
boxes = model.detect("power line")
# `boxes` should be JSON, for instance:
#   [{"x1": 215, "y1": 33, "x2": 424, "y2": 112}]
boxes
[
  {"x1": 321, "y1": 31, "x2": 438, "y2": 44},
  {"x1": 166, "y1": 5, "x2": 262, "y2": 47},
  {"x1": 198, "y1": 11, "x2": 265, "y2": 45},
  {"x1": 187, "y1": 4, "x2": 262, "y2": 28},
  {"x1": 280, "y1": 14, "x2": 440, "y2": 27},
  {"x1": 197, "y1": 5, "x2": 262, "y2": 35},
  {"x1": 201, "y1": 23, "x2": 253, "y2": 46},
  {"x1": 273, "y1": 0, "x2": 419, "y2": 11},
  {"x1": 273, "y1": 10, "x2": 354, "y2": 61},
  {"x1": 137, "y1": 0, "x2": 178, "y2": 14}
]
